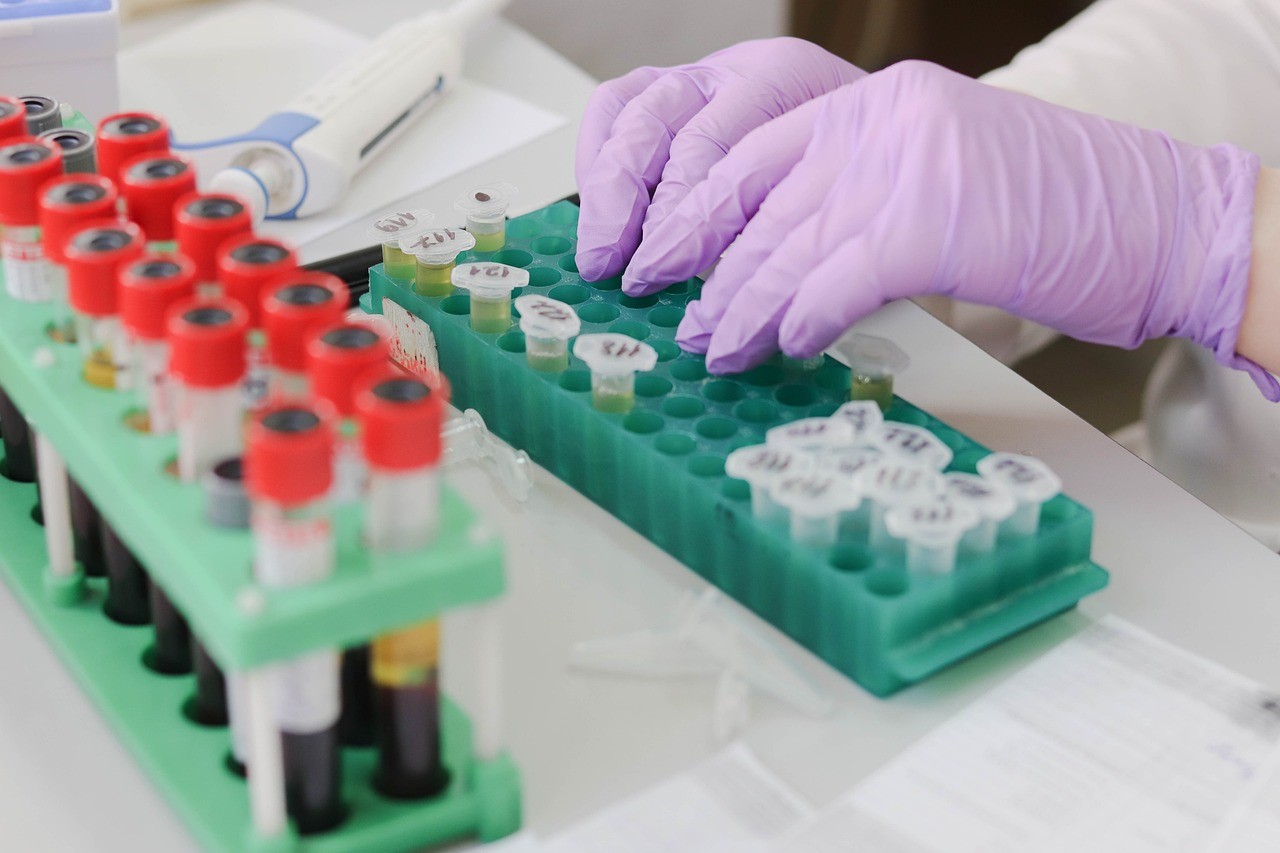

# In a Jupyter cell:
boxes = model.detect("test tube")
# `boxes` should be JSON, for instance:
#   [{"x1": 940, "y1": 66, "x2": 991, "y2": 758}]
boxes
[
  {"x1": 64, "y1": 220, "x2": 146, "y2": 390},
  {"x1": 404, "y1": 227, "x2": 476, "y2": 297},
  {"x1": 261, "y1": 272, "x2": 349, "y2": 397},
  {"x1": 874, "y1": 423, "x2": 954, "y2": 471},
  {"x1": 0, "y1": 96, "x2": 25, "y2": 141},
  {"x1": 20, "y1": 95, "x2": 61, "y2": 135},
  {"x1": 38, "y1": 127, "x2": 96, "y2": 174},
  {"x1": 0, "y1": 137, "x2": 63, "y2": 301},
  {"x1": 367, "y1": 207, "x2": 433, "y2": 281},
  {"x1": 770, "y1": 471, "x2": 862, "y2": 550},
  {"x1": 167, "y1": 297, "x2": 250, "y2": 483},
  {"x1": 839, "y1": 333, "x2": 909, "y2": 411},
  {"x1": 174, "y1": 192, "x2": 254, "y2": 296},
  {"x1": 766, "y1": 417, "x2": 856, "y2": 456},
  {"x1": 572, "y1": 333, "x2": 659, "y2": 414},
  {"x1": 96, "y1": 111, "x2": 170, "y2": 185},
  {"x1": 119, "y1": 153, "x2": 197, "y2": 253},
  {"x1": 832, "y1": 400, "x2": 885, "y2": 445},
  {"x1": 515, "y1": 294, "x2": 581, "y2": 372},
  {"x1": 356, "y1": 370, "x2": 451, "y2": 799},
  {"x1": 944, "y1": 472, "x2": 1016, "y2": 553},
  {"x1": 725, "y1": 444, "x2": 815, "y2": 524},
  {"x1": 217, "y1": 235, "x2": 299, "y2": 409},
  {"x1": 976, "y1": 452, "x2": 1062, "y2": 538},
  {"x1": 244, "y1": 402, "x2": 344, "y2": 834},
  {"x1": 307, "y1": 322, "x2": 390, "y2": 503},
  {"x1": 885, "y1": 497, "x2": 981, "y2": 574},
  {"x1": 454, "y1": 182, "x2": 517, "y2": 252},
  {"x1": 451, "y1": 261, "x2": 528, "y2": 334},
  {"x1": 38, "y1": 174, "x2": 118, "y2": 343},
  {"x1": 119, "y1": 255, "x2": 197, "y2": 434},
  {"x1": 854, "y1": 459, "x2": 945, "y2": 549}
]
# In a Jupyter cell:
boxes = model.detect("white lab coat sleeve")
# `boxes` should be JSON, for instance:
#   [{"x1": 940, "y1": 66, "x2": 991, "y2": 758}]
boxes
[{"x1": 943, "y1": 0, "x2": 1280, "y2": 364}]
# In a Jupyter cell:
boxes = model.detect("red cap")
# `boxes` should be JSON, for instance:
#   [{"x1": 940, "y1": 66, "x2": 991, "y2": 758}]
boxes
[
  {"x1": 119, "y1": 153, "x2": 196, "y2": 242},
  {"x1": 261, "y1": 272, "x2": 348, "y2": 372},
  {"x1": 64, "y1": 220, "x2": 146, "y2": 317},
  {"x1": 96, "y1": 112, "x2": 170, "y2": 184},
  {"x1": 0, "y1": 97, "x2": 25, "y2": 142},
  {"x1": 39, "y1": 175, "x2": 119, "y2": 265},
  {"x1": 167, "y1": 297, "x2": 249, "y2": 388},
  {"x1": 217, "y1": 235, "x2": 298, "y2": 329},
  {"x1": 120, "y1": 254, "x2": 198, "y2": 340},
  {"x1": 174, "y1": 192, "x2": 254, "y2": 283},
  {"x1": 0, "y1": 137, "x2": 63, "y2": 226},
  {"x1": 307, "y1": 323, "x2": 390, "y2": 416},
  {"x1": 355, "y1": 369, "x2": 450, "y2": 471},
  {"x1": 245, "y1": 402, "x2": 334, "y2": 506}
]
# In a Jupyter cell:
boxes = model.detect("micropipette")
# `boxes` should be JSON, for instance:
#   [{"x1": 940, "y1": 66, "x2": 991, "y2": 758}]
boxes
[
  {"x1": 770, "y1": 471, "x2": 862, "y2": 550},
  {"x1": 572, "y1": 333, "x2": 659, "y2": 414},
  {"x1": 838, "y1": 332, "x2": 909, "y2": 411},
  {"x1": 943, "y1": 472, "x2": 1016, "y2": 552},
  {"x1": 874, "y1": 422, "x2": 954, "y2": 471},
  {"x1": 977, "y1": 452, "x2": 1062, "y2": 537},
  {"x1": 885, "y1": 497, "x2": 980, "y2": 574},
  {"x1": 855, "y1": 459, "x2": 945, "y2": 549},
  {"x1": 455, "y1": 182, "x2": 517, "y2": 252},
  {"x1": 515, "y1": 293, "x2": 581, "y2": 372},
  {"x1": 367, "y1": 208, "x2": 433, "y2": 282},
  {"x1": 404, "y1": 227, "x2": 476, "y2": 297},
  {"x1": 725, "y1": 444, "x2": 815, "y2": 524},
  {"x1": 766, "y1": 417, "x2": 856, "y2": 455},
  {"x1": 451, "y1": 261, "x2": 527, "y2": 333}
]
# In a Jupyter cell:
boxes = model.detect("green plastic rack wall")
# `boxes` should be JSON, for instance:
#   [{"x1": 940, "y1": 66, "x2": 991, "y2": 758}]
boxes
[
  {"x1": 0, "y1": 139, "x2": 520, "y2": 853},
  {"x1": 364, "y1": 199, "x2": 1109, "y2": 697}
]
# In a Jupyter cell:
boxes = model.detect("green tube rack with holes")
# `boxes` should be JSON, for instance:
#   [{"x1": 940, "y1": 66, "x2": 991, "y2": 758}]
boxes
[
  {"x1": 364, "y1": 199, "x2": 1109, "y2": 697},
  {"x1": 0, "y1": 177, "x2": 519, "y2": 853}
]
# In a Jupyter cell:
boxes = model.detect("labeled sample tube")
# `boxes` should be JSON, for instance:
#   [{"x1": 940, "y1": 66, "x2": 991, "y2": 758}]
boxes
[
  {"x1": 96, "y1": 111, "x2": 170, "y2": 185},
  {"x1": 367, "y1": 208, "x2": 433, "y2": 281},
  {"x1": 120, "y1": 255, "x2": 197, "y2": 434},
  {"x1": 766, "y1": 417, "x2": 856, "y2": 456},
  {"x1": 572, "y1": 333, "x2": 659, "y2": 414},
  {"x1": 515, "y1": 294, "x2": 581, "y2": 372},
  {"x1": 455, "y1": 182, "x2": 517, "y2": 252},
  {"x1": 21, "y1": 95, "x2": 61, "y2": 135},
  {"x1": 726, "y1": 445, "x2": 815, "y2": 524},
  {"x1": 0, "y1": 96, "x2": 25, "y2": 141},
  {"x1": 874, "y1": 423, "x2": 954, "y2": 471},
  {"x1": 38, "y1": 174, "x2": 119, "y2": 343},
  {"x1": 174, "y1": 192, "x2": 253, "y2": 296},
  {"x1": 0, "y1": 137, "x2": 63, "y2": 301},
  {"x1": 832, "y1": 400, "x2": 885, "y2": 446},
  {"x1": 217, "y1": 235, "x2": 299, "y2": 409},
  {"x1": 854, "y1": 460, "x2": 945, "y2": 550},
  {"x1": 403, "y1": 227, "x2": 475, "y2": 297},
  {"x1": 307, "y1": 322, "x2": 390, "y2": 503},
  {"x1": 262, "y1": 272, "x2": 348, "y2": 398},
  {"x1": 451, "y1": 261, "x2": 527, "y2": 334},
  {"x1": 119, "y1": 153, "x2": 197, "y2": 253},
  {"x1": 839, "y1": 333, "x2": 909, "y2": 411},
  {"x1": 943, "y1": 473, "x2": 1016, "y2": 553},
  {"x1": 885, "y1": 497, "x2": 981, "y2": 574},
  {"x1": 38, "y1": 127, "x2": 96, "y2": 174},
  {"x1": 770, "y1": 471, "x2": 862, "y2": 549},
  {"x1": 245, "y1": 403, "x2": 344, "y2": 834},
  {"x1": 64, "y1": 220, "x2": 146, "y2": 390},
  {"x1": 167, "y1": 298, "x2": 250, "y2": 482},
  {"x1": 976, "y1": 452, "x2": 1063, "y2": 538},
  {"x1": 357, "y1": 371, "x2": 451, "y2": 799}
]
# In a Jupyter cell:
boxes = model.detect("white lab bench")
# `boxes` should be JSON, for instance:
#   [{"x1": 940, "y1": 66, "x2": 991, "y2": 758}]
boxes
[{"x1": 2, "y1": 3, "x2": 1278, "y2": 850}]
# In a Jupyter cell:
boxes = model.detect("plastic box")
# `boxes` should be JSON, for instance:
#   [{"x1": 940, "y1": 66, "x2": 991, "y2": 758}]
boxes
[{"x1": 0, "y1": 1, "x2": 120, "y2": 122}]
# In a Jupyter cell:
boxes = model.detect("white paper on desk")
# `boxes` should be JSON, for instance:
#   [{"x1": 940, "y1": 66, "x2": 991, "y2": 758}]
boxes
[
  {"x1": 775, "y1": 617, "x2": 1280, "y2": 853},
  {"x1": 117, "y1": 1, "x2": 565, "y2": 247}
]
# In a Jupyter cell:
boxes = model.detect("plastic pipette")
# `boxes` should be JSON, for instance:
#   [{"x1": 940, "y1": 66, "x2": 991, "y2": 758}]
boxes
[
  {"x1": 573, "y1": 333, "x2": 658, "y2": 414},
  {"x1": 455, "y1": 182, "x2": 517, "y2": 252},
  {"x1": 770, "y1": 471, "x2": 862, "y2": 549},
  {"x1": 943, "y1": 472, "x2": 1016, "y2": 552},
  {"x1": 838, "y1": 332, "x2": 909, "y2": 411},
  {"x1": 874, "y1": 422, "x2": 954, "y2": 471},
  {"x1": 725, "y1": 444, "x2": 815, "y2": 524},
  {"x1": 515, "y1": 293, "x2": 580, "y2": 372},
  {"x1": 855, "y1": 459, "x2": 945, "y2": 549},
  {"x1": 451, "y1": 261, "x2": 528, "y2": 334},
  {"x1": 977, "y1": 452, "x2": 1062, "y2": 537},
  {"x1": 885, "y1": 497, "x2": 980, "y2": 574}
]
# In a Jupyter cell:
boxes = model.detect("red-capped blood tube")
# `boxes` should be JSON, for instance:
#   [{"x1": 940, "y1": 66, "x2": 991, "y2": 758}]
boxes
[
  {"x1": 64, "y1": 219, "x2": 145, "y2": 391},
  {"x1": 261, "y1": 272, "x2": 347, "y2": 397},
  {"x1": 119, "y1": 153, "x2": 196, "y2": 250},
  {"x1": 39, "y1": 174, "x2": 118, "y2": 342},
  {"x1": 0, "y1": 137, "x2": 62, "y2": 301},
  {"x1": 96, "y1": 112, "x2": 169, "y2": 185},
  {"x1": 119, "y1": 254, "x2": 197, "y2": 434},
  {"x1": 174, "y1": 192, "x2": 253, "y2": 296}
]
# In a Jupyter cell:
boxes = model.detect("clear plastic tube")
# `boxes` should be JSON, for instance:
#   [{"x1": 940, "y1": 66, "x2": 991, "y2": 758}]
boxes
[
  {"x1": 175, "y1": 382, "x2": 243, "y2": 483},
  {"x1": 132, "y1": 338, "x2": 175, "y2": 434},
  {"x1": 2, "y1": 225, "x2": 53, "y2": 302}
]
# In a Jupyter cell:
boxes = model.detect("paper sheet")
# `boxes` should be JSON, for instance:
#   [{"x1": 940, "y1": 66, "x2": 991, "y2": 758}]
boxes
[{"x1": 117, "y1": 1, "x2": 565, "y2": 247}]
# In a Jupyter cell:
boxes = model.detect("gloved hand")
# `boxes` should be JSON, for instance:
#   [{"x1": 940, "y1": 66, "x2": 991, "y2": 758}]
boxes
[
  {"x1": 622, "y1": 60, "x2": 1278, "y2": 399},
  {"x1": 574, "y1": 37, "x2": 865, "y2": 282}
]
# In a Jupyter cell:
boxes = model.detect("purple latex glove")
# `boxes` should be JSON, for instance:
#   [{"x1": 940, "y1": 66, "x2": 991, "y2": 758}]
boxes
[
  {"x1": 574, "y1": 38, "x2": 865, "y2": 282},
  {"x1": 624, "y1": 60, "x2": 1278, "y2": 399}
]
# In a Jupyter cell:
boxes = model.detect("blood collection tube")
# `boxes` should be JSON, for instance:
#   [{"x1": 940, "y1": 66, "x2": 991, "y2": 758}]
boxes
[
  {"x1": 21, "y1": 96, "x2": 61, "y2": 135},
  {"x1": 39, "y1": 174, "x2": 118, "y2": 343},
  {"x1": 174, "y1": 192, "x2": 253, "y2": 296},
  {"x1": 245, "y1": 402, "x2": 344, "y2": 834},
  {"x1": 188, "y1": 642, "x2": 229, "y2": 726},
  {"x1": 101, "y1": 523, "x2": 150, "y2": 625},
  {"x1": 119, "y1": 153, "x2": 197, "y2": 253},
  {"x1": 146, "y1": 583, "x2": 192, "y2": 675},
  {"x1": 120, "y1": 255, "x2": 197, "y2": 434},
  {"x1": 307, "y1": 322, "x2": 389, "y2": 502},
  {"x1": 0, "y1": 137, "x2": 62, "y2": 302},
  {"x1": 38, "y1": 127, "x2": 96, "y2": 174},
  {"x1": 167, "y1": 297, "x2": 249, "y2": 482},
  {"x1": 0, "y1": 96, "x2": 25, "y2": 141},
  {"x1": 357, "y1": 371, "x2": 451, "y2": 799},
  {"x1": 64, "y1": 220, "x2": 145, "y2": 390},
  {"x1": 96, "y1": 112, "x2": 170, "y2": 185},
  {"x1": 261, "y1": 272, "x2": 348, "y2": 397},
  {"x1": 0, "y1": 388, "x2": 35, "y2": 482},
  {"x1": 217, "y1": 235, "x2": 298, "y2": 409}
]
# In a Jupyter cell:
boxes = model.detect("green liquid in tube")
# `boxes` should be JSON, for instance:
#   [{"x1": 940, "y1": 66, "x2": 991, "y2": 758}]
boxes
[
  {"x1": 414, "y1": 260, "x2": 454, "y2": 297},
  {"x1": 469, "y1": 297, "x2": 512, "y2": 334},
  {"x1": 383, "y1": 243, "x2": 417, "y2": 281},
  {"x1": 592, "y1": 389, "x2": 634, "y2": 414},
  {"x1": 850, "y1": 373, "x2": 894, "y2": 412},
  {"x1": 471, "y1": 228, "x2": 505, "y2": 253},
  {"x1": 527, "y1": 350, "x2": 569, "y2": 373}
]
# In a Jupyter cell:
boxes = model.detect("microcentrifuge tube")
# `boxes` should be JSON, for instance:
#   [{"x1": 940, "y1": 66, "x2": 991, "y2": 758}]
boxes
[
  {"x1": 885, "y1": 497, "x2": 980, "y2": 574},
  {"x1": 39, "y1": 174, "x2": 118, "y2": 343},
  {"x1": 455, "y1": 182, "x2": 517, "y2": 252},
  {"x1": 367, "y1": 208, "x2": 433, "y2": 282},
  {"x1": 944, "y1": 473, "x2": 1016, "y2": 552},
  {"x1": 0, "y1": 137, "x2": 62, "y2": 302},
  {"x1": 572, "y1": 333, "x2": 659, "y2": 414},
  {"x1": 725, "y1": 445, "x2": 815, "y2": 524},
  {"x1": 96, "y1": 111, "x2": 170, "y2": 185},
  {"x1": 874, "y1": 423, "x2": 954, "y2": 471},
  {"x1": 838, "y1": 333, "x2": 909, "y2": 411},
  {"x1": 770, "y1": 471, "x2": 861, "y2": 550},
  {"x1": 64, "y1": 221, "x2": 146, "y2": 390},
  {"x1": 120, "y1": 256, "x2": 197, "y2": 434},
  {"x1": 174, "y1": 193, "x2": 254, "y2": 296},
  {"x1": 515, "y1": 294, "x2": 581, "y2": 372},
  {"x1": 119, "y1": 153, "x2": 198, "y2": 252},
  {"x1": 452, "y1": 261, "x2": 528, "y2": 334},
  {"x1": 262, "y1": 273, "x2": 349, "y2": 398},
  {"x1": 976, "y1": 452, "x2": 1062, "y2": 538},
  {"x1": 832, "y1": 400, "x2": 885, "y2": 445},
  {"x1": 766, "y1": 417, "x2": 856, "y2": 456},
  {"x1": 403, "y1": 227, "x2": 476, "y2": 298},
  {"x1": 855, "y1": 459, "x2": 945, "y2": 550}
]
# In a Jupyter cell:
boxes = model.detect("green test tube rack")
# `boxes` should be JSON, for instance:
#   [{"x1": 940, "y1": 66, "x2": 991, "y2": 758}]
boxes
[
  {"x1": 0, "y1": 249, "x2": 520, "y2": 846},
  {"x1": 364, "y1": 199, "x2": 1109, "y2": 696}
]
